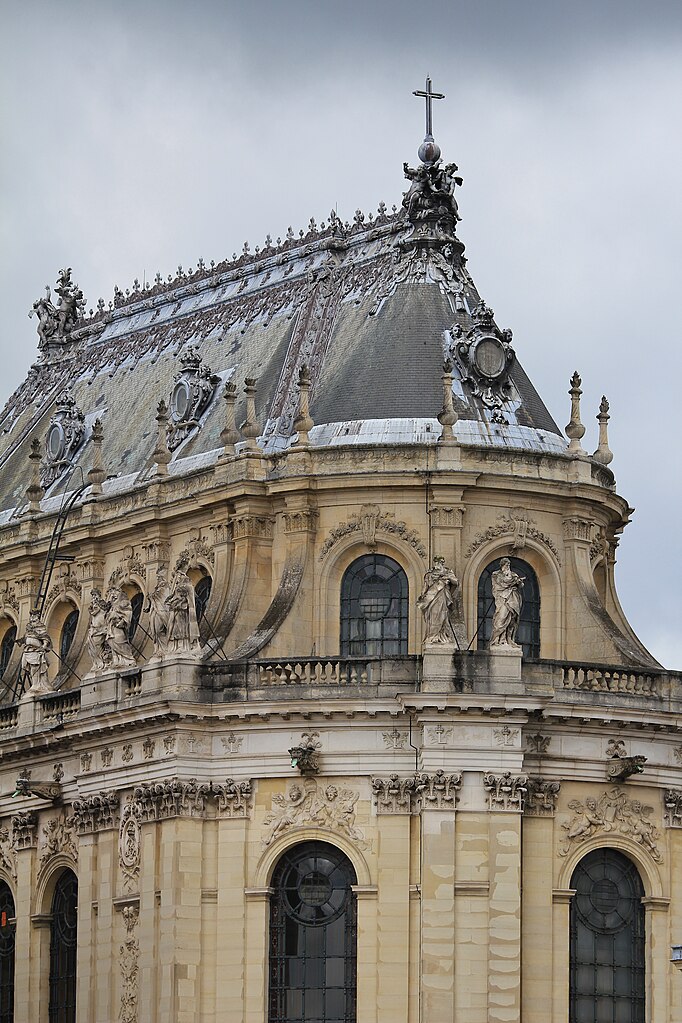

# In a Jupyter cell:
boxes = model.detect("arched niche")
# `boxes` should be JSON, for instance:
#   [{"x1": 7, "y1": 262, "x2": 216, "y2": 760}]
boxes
[
  {"x1": 317, "y1": 536, "x2": 425, "y2": 656},
  {"x1": 463, "y1": 537, "x2": 562, "y2": 660},
  {"x1": 0, "y1": 616, "x2": 18, "y2": 683},
  {"x1": 45, "y1": 599, "x2": 81, "y2": 683}
]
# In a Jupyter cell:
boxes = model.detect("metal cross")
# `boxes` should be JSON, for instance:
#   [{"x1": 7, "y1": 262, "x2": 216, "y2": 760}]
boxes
[{"x1": 413, "y1": 75, "x2": 445, "y2": 138}]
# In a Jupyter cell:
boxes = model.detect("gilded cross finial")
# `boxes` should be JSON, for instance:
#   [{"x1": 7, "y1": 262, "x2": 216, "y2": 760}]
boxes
[{"x1": 413, "y1": 75, "x2": 445, "y2": 139}]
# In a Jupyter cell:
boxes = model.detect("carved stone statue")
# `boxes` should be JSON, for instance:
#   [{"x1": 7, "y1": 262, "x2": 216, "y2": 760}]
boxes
[
  {"x1": 18, "y1": 611, "x2": 53, "y2": 695},
  {"x1": 165, "y1": 569, "x2": 200, "y2": 654},
  {"x1": 418, "y1": 557, "x2": 459, "y2": 644},
  {"x1": 29, "y1": 268, "x2": 85, "y2": 350},
  {"x1": 402, "y1": 158, "x2": 462, "y2": 225},
  {"x1": 104, "y1": 588, "x2": 136, "y2": 668},
  {"x1": 144, "y1": 569, "x2": 170, "y2": 656},
  {"x1": 490, "y1": 557, "x2": 525, "y2": 649},
  {"x1": 86, "y1": 589, "x2": 110, "y2": 670}
]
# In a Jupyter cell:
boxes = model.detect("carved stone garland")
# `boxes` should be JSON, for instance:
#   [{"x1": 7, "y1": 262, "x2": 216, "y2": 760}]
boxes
[
  {"x1": 319, "y1": 505, "x2": 427, "y2": 560},
  {"x1": 119, "y1": 905, "x2": 140, "y2": 1023},
  {"x1": 465, "y1": 508, "x2": 561, "y2": 564}
]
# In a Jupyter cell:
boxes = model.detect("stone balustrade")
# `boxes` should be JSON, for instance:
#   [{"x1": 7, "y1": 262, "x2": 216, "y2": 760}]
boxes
[
  {"x1": 559, "y1": 662, "x2": 661, "y2": 698},
  {"x1": 40, "y1": 690, "x2": 81, "y2": 723}
]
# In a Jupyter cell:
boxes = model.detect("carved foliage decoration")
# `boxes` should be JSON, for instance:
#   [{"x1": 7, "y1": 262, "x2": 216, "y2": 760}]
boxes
[
  {"x1": 133, "y1": 779, "x2": 210, "y2": 822},
  {"x1": 483, "y1": 772, "x2": 528, "y2": 812},
  {"x1": 465, "y1": 508, "x2": 561, "y2": 564},
  {"x1": 119, "y1": 905, "x2": 140, "y2": 1023},
  {"x1": 263, "y1": 779, "x2": 365, "y2": 847},
  {"x1": 524, "y1": 778, "x2": 561, "y2": 817},
  {"x1": 372, "y1": 775, "x2": 416, "y2": 814},
  {"x1": 319, "y1": 508, "x2": 427, "y2": 560},
  {"x1": 372, "y1": 771, "x2": 462, "y2": 813},
  {"x1": 415, "y1": 770, "x2": 462, "y2": 810},
  {"x1": 38, "y1": 812, "x2": 78, "y2": 876},
  {"x1": 174, "y1": 530, "x2": 215, "y2": 570},
  {"x1": 559, "y1": 788, "x2": 662, "y2": 862},
  {"x1": 167, "y1": 346, "x2": 220, "y2": 450},
  {"x1": 72, "y1": 792, "x2": 120, "y2": 835},
  {"x1": 41, "y1": 394, "x2": 86, "y2": 488},
  {"x1": 11, "y1": 811, "x2": 38, "y2": 850},
  {"x1": 214, "y1": 779, "x2": 252, "y2": 818},
  {"x1": 664, "y1": 789, "x2": 682, "y2": 828},
  {"x1": 525, "y1": 733, "x2": 551, "y2": 754}
]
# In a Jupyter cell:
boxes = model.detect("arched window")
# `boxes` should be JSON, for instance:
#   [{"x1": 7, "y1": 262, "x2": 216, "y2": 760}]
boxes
[
  {"x1": 477, "y1": 557, "x2": 540, "y2": 658},
  {"x1": 268, "y1": 842, "x2": 357, "y2": 1023},
  {"x1": 59, "y1": 610, "x2": 80, "y2": 663},
  {"x1": 0, "y1": 882, "x2": 15, "y2": 1023},
  {"x1": 340, "y1": 555, "x2": 408, "y2": 657},
  {"x1": 49, "y1": 870, "x2": 78, "y2": 1023},
  {"x1": 194, "y1": 576, "x2": 212, "y2": 622},
  {"x1": 128, "y1": 591, "x2": 144, "y2": 643},
  {"x1": 570, "y1": 849, "x2": 645, "y2": 1023},
  {"x1": 0, "y1": 627, "x2": 16, "y2": 681}
]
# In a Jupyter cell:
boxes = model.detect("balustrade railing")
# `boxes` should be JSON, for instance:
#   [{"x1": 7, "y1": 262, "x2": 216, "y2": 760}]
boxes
[
  {"x1": 40, "y1": 690, "x2": 81, "y2": 723},
  {"x1": 256, "y1": 658, "x2": 375, "y2": 686},
  {"x1": 0, "y1": 706, "x2": 18, "y2": 731},
  {"x1": 559, "y1": 662, "x2": 661, "y2": 698}
]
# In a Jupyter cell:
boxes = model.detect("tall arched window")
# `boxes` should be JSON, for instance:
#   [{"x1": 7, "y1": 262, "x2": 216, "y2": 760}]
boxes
[
  {"x1": 59, "y1": 610, "x2": 80, "y2": 663},
  {"x1": 128, "y1": 591, "x2": 144, "y2": 643},
  {"x1": 477, "y1": 557, "x2": 540, "y2": 658},
  {"x1": 49, "y1": 870, "x2": 78, "y2": 1023},
  {"x1": 570, "y1": 849, "x2": 645, "y2": 1023},
  {"x1": 269, "y1": 842, "x2": 357, "y2": 1023},
  {"x1": 0, "y1": 627, "x2": 16, "y2": 681},
  {"x1": 0, "y1": 882, "x2": 15, "y2": 1023},
  {"x1": 194, "y1": 575, "x2": 212, "y2": 622},
  {"x1": 340, "y1": 555, "x2": 408, "y2": 657}
]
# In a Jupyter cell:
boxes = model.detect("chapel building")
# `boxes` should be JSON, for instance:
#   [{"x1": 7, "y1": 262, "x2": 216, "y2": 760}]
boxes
[{"x1": 0, "y1": 83, "x2": 680, "y2": 1023}]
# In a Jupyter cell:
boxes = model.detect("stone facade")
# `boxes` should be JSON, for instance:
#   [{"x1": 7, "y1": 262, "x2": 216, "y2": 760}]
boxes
[{"x1": 0, "y1": 116, "x2": 680, "y2": 1023}]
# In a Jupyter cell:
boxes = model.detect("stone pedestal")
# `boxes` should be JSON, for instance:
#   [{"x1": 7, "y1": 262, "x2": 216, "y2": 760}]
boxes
[
  {"x1": 421, "y1": 643, "x2": 457, "y2": 691},
  {"x1": 488, "y1": 645, "x2": 524, "y2": 694}
]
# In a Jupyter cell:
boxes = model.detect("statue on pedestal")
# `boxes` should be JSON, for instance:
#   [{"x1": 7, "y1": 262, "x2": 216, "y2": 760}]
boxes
[
  {"x1": 490, "y1": 558, "x2": 525, "y2": 649},
  {"x1": 144, "y1": 568, "x2": 170, "y2": 656},
  {"x1": 418, "y1": 556, "x2": 459, "y2": 644},
  {"x1": 104, "y1": 587, "x2": 136, "y2": 668},
  {"x1": 165, "y1": 568, "x2": 200, "y2": 654},
  {"x1": 18, "y1": 611, "x2": 53, "y2": 695}
]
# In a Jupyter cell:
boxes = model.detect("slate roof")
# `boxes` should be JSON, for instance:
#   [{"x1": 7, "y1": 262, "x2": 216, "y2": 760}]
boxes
[{"x1": 0, "y1": 176, "x2": 565, "y2": 515}]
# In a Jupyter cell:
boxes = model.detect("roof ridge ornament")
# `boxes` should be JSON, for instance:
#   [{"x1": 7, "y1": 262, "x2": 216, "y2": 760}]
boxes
[{"x1": 413, "y1": 75, "x2": 445, "y2": 165}]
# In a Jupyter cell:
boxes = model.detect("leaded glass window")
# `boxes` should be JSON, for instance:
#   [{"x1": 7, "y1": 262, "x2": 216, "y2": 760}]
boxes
[
  {"x1": 59, "y1": 610, "x2": 79, "y2": 663},
  {"x1": 570, "y1": 849, "x2": 645, "y2": 1023},
  {"x1": 0, "y1": 883, "x2": 15, "y2": 1023},
  {"x1": 128, "y1": 591, "x2": 144, "y2": 643},
  {"x1": 0, "y1": 627, "x2": 16, "y2": 681},
  {"x1": 477, "y1": 557, "x2": 540, "y2": 658},
  {"x1": 340, "y1": 555, "x2": 408, "y2": 657},
  {"x1": 194, "y1": 576, "x2": 212, "y2": 622},
  {"x1": 269, "y1": 842, "x2": 357, "y2": 1023},
  {"x1": 49, "y1": 870, "x2": 77, "y2": 1023}
]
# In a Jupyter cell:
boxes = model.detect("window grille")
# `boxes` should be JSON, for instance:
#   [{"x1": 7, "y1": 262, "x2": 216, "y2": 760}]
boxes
[
  {"x1": 0, "y1": 627, "x2": 16, "y2": 681},
  {"x1": 340, "y1": 555, "x2": 408, "y2": 657},
  {"x1": 268, "y1": 842, "x2": 357, "y2": 1023},
  {"x1": 477, "y1": 557, "x2": 540, "y2": 658},
  {"x1": 59, "y1": 611, "x2": 80, "y2": 663},
  {"x1": 570, "y1": 848, "x2": 645, "y2": 1023},
  {"x1": 0, "y1": 883, "x2": 15, "y2": 1023},
  {"x1": 49, "y1": 871, "x2": 77, "y2": 1023},
  {"x1": 194, "y1": 576, "x2": 212, "y2": 622}
]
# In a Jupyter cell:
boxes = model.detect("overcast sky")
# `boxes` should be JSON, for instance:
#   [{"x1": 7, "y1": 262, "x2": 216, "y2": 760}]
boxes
[{"x1": 1, "y1": 0, "x2": 681, "y2": 667}]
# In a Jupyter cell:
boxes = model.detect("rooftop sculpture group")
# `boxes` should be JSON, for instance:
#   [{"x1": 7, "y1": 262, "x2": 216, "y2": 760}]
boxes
[{"x1": 29, "y1": 268, "x2": 85, "y2": 351}]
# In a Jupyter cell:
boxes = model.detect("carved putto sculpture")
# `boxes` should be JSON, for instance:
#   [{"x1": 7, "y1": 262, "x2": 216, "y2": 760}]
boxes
[
  {"x1": 417, "y1": 556, "x2": 459, "y2": 644},
  {"x1": 18, "y1": 611, "x2": 53, "y2": 695},
  {"x1": 29, "y1": 268, "x2": 85, "y2": 351},
  {"x1": 490, "y1": 557, "x2": 525, "y2": 649},
  {"x1": 165, "y1": 567, "x2": 200, "y2": 654},
  {"x1": 86, "y1": 587, "x2": 136, "y2": 672}
]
